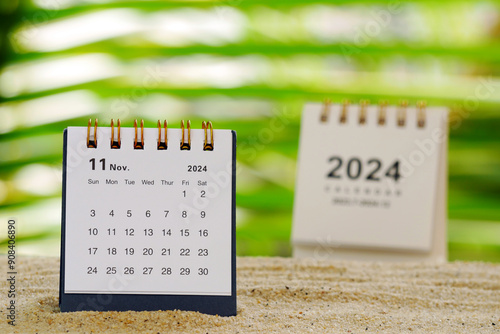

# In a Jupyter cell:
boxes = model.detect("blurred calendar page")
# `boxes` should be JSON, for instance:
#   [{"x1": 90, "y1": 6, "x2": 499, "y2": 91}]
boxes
[{"x1": 292, "y1": 103, "x2": 448, "y2": 252}]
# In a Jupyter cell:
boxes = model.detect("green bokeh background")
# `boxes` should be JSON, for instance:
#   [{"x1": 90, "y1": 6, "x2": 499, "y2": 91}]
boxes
[{"x1": 0, "y1": 0, "x2": 499, "y2": 261}]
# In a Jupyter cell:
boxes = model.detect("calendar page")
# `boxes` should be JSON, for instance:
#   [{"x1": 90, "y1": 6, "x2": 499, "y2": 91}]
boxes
[
  {"x1": 292, "y1": 102, "x2": 448, "y2": 254},
  {"x1": 60, "y1": 121, "x2": 236, "y2": 315}
]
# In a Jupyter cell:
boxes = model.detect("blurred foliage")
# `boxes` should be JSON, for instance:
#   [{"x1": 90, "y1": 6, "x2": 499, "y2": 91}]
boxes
[{"x1": 0, "y1": 0, "x2": 499, "y2": 261}]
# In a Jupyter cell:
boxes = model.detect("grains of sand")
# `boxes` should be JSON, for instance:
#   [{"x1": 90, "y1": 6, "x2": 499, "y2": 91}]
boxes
[{"x1": 1, "y1": 256, "x2": 499, "y2": 333}]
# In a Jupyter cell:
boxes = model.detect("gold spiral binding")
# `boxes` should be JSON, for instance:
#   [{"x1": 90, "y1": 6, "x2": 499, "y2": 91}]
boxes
[
  {"x1": 417, "y1": 101, "x2": 426, "y2": 128},
  {"x1": 339, "y1": 100, "x2": 349, "y2": 124},
  {"x1": 359, "y1": 100, "x2": 369, "y2": 125},
  {"x1": 87, "y1": 118, "x2": 98, "y2": 148},
  {"x1": 180, "y1": 120, "x2": 191, "y2": 150},
  {"x1": 157, "y1": 120, "x2": 168, "y2": 150},
  {"x1": 110, "y1": 119, "x2": 121, "y2": 149},
  {"x1": 134, "y1": 119, "x2": 144, "y2": 149},
  {"x1": 397, "y1": 100, "x2": 408, "y2": 127},
  {"x1": 202, "y1": 121, "x2": 214, "y2": 151},
  {"x1": 378, "y1": 100, "x2": 388, "y2": 125},
  {"x1": 320, "y1": 98, "x2": 331, "y2": 123},
  {"x1": 318, "y1": 99, "x2": 426, "y2": 127}
]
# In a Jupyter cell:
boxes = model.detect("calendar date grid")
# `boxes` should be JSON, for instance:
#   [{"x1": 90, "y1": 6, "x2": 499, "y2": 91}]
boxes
[{"x1": 82, "y1": 204, "x2": 215, "y2": 275}]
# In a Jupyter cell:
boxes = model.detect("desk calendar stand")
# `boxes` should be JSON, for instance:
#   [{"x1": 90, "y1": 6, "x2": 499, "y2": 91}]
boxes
[{"x1": 60, "y1": 119, "x2": 236, "y2": 316}]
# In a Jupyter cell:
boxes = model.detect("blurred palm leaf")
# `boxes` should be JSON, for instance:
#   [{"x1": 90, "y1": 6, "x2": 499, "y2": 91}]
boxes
[{"x1": 0, "y1": 0, "x2": 499, "y2": 260}]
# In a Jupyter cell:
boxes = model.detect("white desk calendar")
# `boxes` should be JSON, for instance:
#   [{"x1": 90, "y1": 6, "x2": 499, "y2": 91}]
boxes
[
  {"x1": 292, "y1": 101, "x2": 448, "y2": 262},
  {"x1": 60, "y1": 119, "x2": 236, "y2": 316}
]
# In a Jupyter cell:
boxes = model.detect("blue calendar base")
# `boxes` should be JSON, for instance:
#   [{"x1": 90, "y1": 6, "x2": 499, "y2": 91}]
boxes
[{"x1": 59, "y1": 293, "x2": 237, "y2": 316}]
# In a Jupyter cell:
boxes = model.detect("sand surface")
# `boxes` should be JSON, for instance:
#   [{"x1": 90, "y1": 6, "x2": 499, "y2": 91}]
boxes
[{"x1": 1, "y1": 256, "x2": 499, "y2": 333}]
